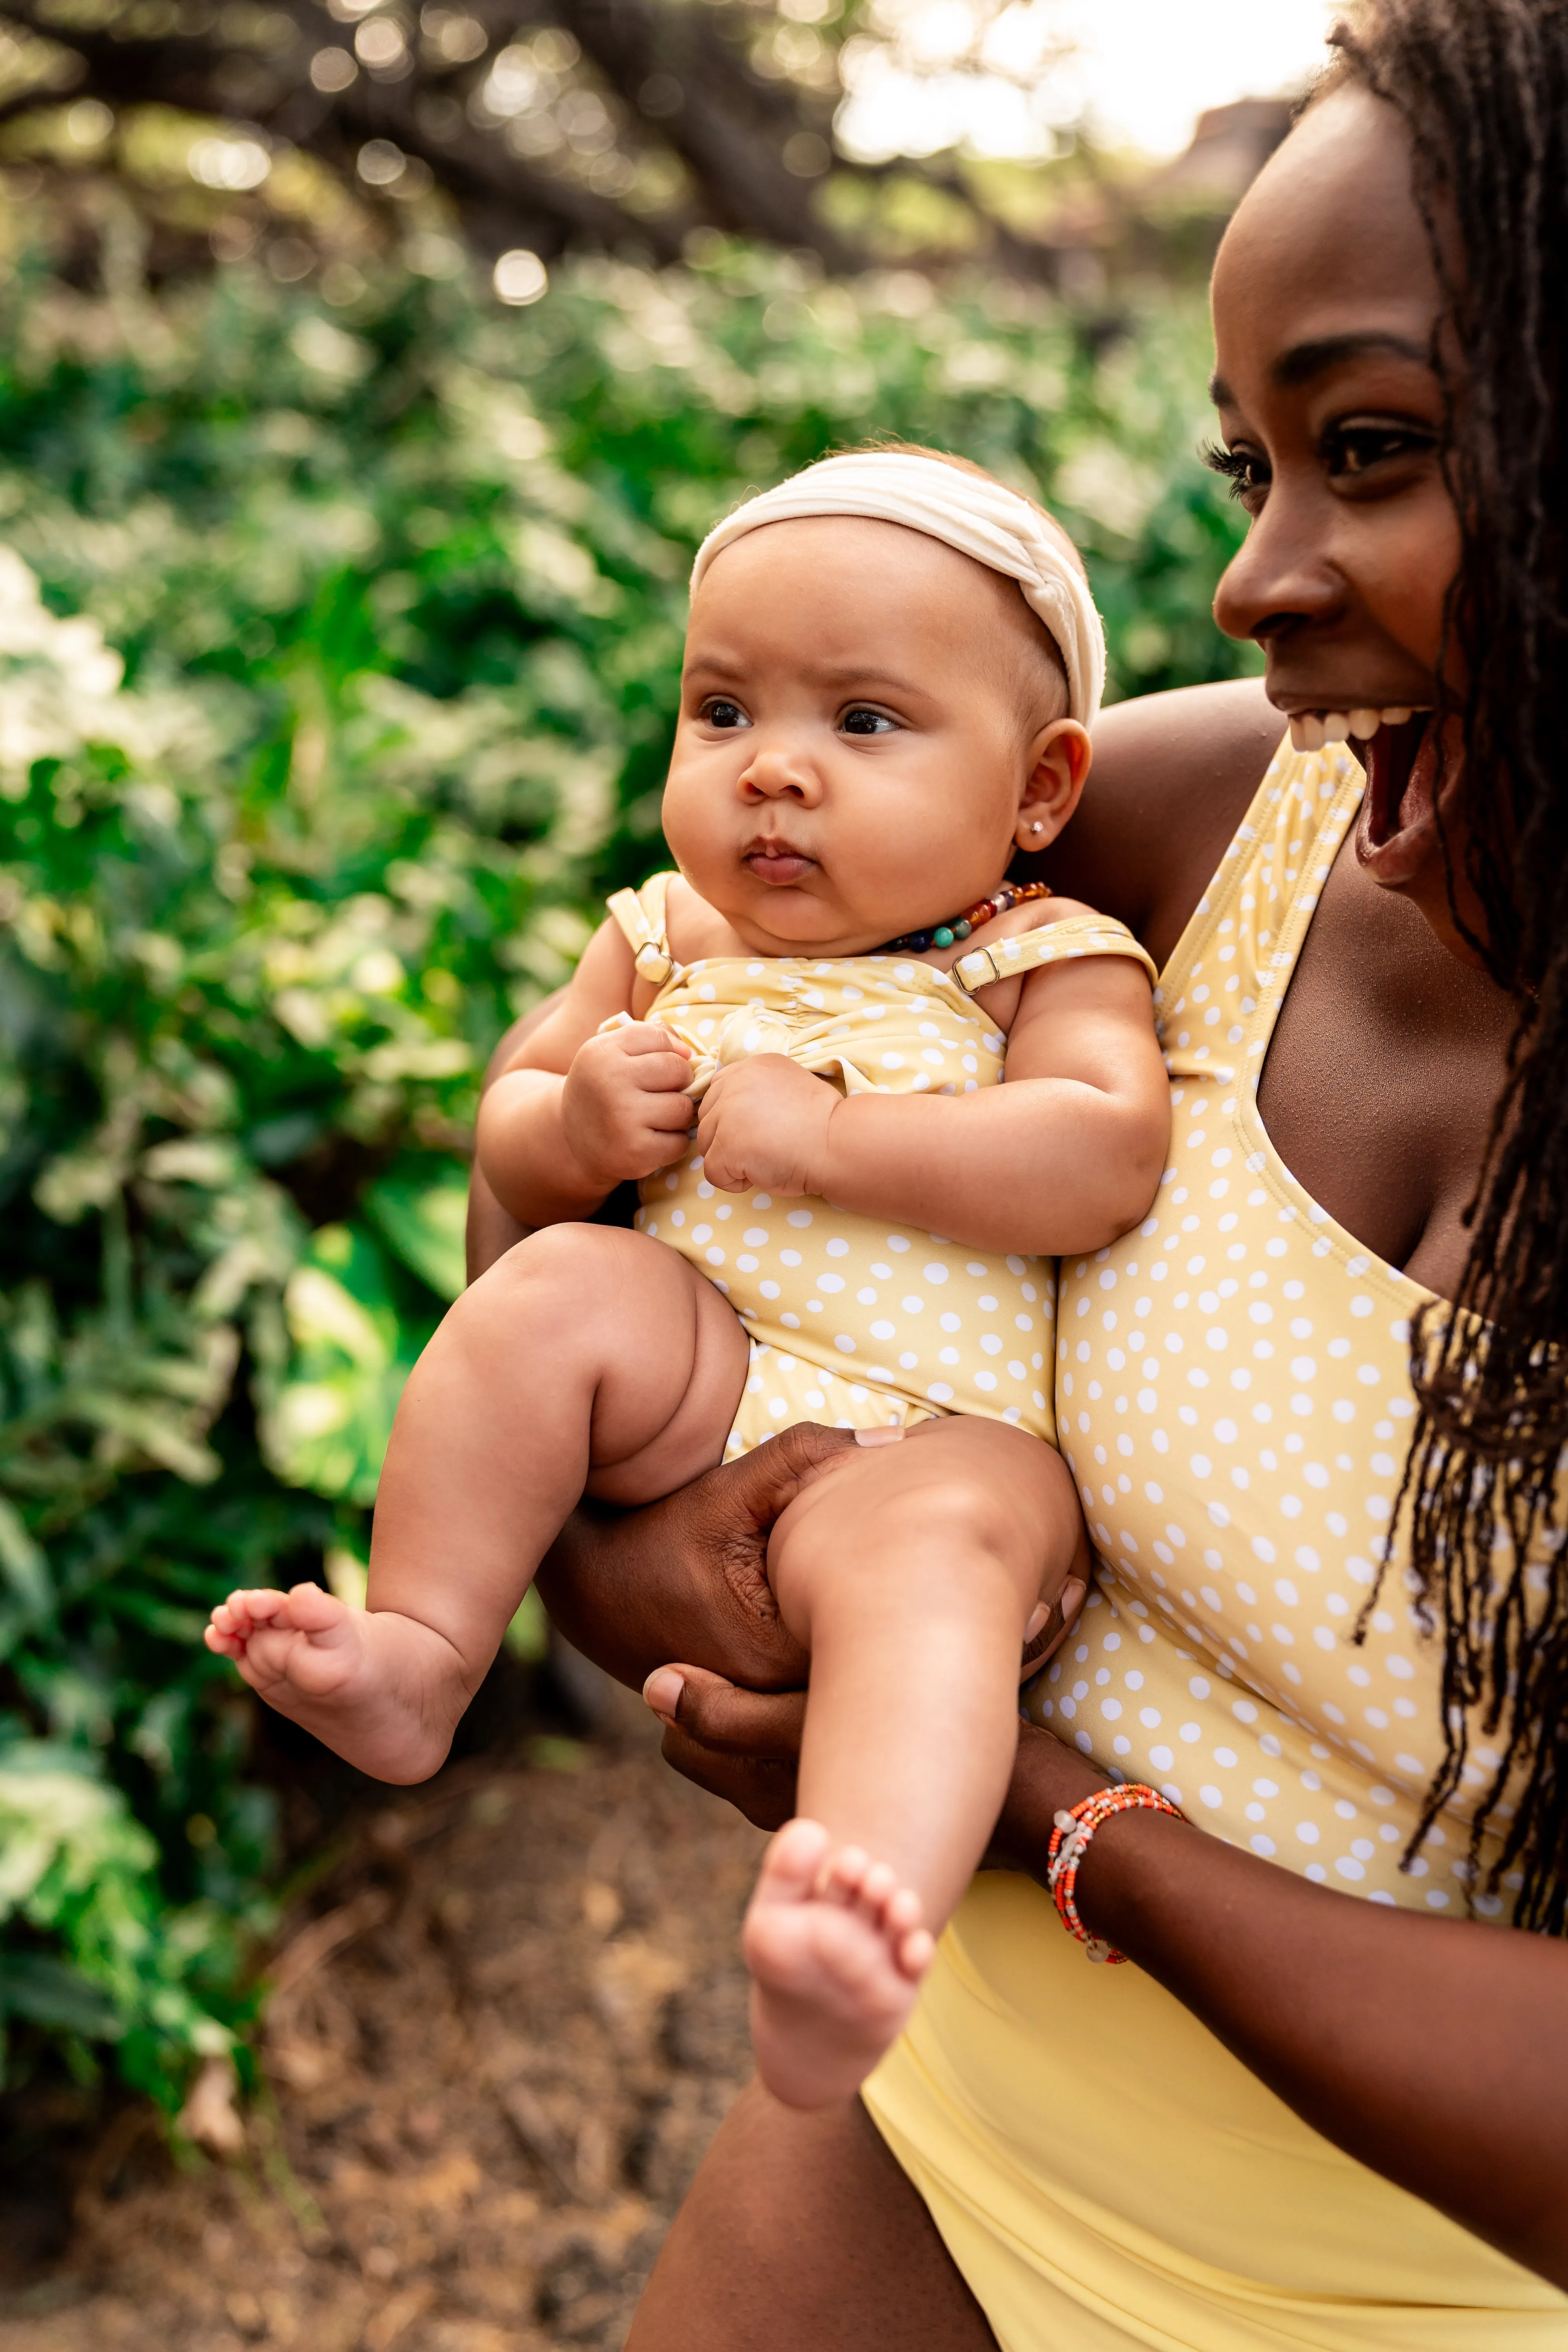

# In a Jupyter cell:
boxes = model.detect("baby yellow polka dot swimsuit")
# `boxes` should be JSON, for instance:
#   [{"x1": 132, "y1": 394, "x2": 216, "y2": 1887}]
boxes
[{"x1": 605, "y1": 873, "x2": 1156, "y2": 1459}]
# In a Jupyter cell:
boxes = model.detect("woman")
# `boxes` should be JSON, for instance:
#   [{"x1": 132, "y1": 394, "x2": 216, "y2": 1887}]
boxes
[{"x1": 468, "y1": 4, "x2": 1568, "y2": 2340}]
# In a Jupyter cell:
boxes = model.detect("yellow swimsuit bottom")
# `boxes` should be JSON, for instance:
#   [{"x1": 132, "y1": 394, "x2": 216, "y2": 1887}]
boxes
[
  {"x1": 863, "y1": 742, "x2": 1568, "y2": 2348},
  {"x1": 604, "y1": 872, "x2": 1156, "y2": 1458}
]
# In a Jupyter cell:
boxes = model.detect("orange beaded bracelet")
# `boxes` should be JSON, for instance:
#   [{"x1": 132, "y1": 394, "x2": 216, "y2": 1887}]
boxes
[{"x1": 1045, "y1": 1783, "x2": 1186, "y2": 1963}]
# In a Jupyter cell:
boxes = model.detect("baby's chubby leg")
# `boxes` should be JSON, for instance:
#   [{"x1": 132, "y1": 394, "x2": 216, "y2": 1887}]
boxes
[
  {"x1": 206, "y1": 1227, "x2": 748, "y2": 1783},
  {"x1": 742, "y1": 1420, "x2": 1084, "y2": 2107}
]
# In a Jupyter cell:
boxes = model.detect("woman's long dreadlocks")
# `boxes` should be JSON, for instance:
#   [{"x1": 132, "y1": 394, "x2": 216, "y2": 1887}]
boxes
[{"x1": 1323, "y1": 0, "x2": 1568, "y2": 1931}]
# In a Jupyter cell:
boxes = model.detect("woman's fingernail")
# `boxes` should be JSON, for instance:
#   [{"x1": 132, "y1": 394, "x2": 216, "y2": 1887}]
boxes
[
  {"x1": 855, "y1": 1426, "x2": 906, "y2": 1447},
  {"x1": 1061, "y1": 1578, "x2": 1086, "y2": 1620},
  {"x1": 642, "y1": 1668, "x2": 684, "y2": 1717}
]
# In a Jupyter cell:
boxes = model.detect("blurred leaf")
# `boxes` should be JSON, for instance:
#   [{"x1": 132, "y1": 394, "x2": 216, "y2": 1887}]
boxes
[
  {"x1": 0, "y1": 1951, "x2": 126, "y2": 2039},
  {"x1": 363, "y1": 1158, "x2": 471, "y2": 1305}
]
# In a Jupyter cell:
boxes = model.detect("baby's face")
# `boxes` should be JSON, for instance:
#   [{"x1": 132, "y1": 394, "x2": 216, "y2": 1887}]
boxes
[{"x1": 663, "y1": 515, "x2": 1077, "y2": 957}]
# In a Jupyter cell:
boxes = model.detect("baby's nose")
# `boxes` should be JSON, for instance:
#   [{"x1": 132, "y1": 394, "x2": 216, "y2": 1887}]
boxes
[{"x1": 739, "y1": 739, "x2": 820, "y2": 800}]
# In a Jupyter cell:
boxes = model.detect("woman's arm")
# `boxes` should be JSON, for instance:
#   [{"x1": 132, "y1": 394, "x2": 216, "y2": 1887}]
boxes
[{"x1": 654, "y1": 1666, "x2": 1568, "y2": 2289}]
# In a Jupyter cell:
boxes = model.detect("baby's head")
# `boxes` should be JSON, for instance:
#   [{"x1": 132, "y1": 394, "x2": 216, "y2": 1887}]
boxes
[{"x1": 663, "y1": 446, "x2": 1100, "y2": 958}]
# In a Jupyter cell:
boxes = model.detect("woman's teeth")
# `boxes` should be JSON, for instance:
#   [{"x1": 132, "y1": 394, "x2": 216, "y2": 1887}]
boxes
[{"x1": 1288, "y1": 706, "x2": 1423, "y2": 753}]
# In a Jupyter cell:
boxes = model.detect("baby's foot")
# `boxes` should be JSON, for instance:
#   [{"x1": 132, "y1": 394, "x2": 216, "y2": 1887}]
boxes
[
  {"x1": 204, "y1": 1584, "x2": 465, "y2": 1784},
  {"x1": 741, "y1": 1818, "x2": 935, "y2": 2110}
]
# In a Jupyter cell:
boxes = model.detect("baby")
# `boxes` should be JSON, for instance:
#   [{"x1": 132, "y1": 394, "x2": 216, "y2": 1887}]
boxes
[{"x1": 208, "y1": 449, "x2": 1170, "y2": 2108}]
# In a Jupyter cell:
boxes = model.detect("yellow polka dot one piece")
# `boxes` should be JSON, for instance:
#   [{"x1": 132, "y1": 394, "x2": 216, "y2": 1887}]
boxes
[
  {"x1": 605, "y1": 873, "x2": 1155, "y2": 1459},
  {"x1": 1029, "y1": 739, "x2": 1520, "y2": 1918}
]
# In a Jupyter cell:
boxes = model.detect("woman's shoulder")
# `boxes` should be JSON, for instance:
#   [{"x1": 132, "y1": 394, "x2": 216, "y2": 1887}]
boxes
[{"x1": 1042, "y1": 679, "x2": 1283, "y2": 965}]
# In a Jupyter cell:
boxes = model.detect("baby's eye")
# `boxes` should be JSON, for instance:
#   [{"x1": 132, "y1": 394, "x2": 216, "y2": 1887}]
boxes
[
  {"x1": 841, "y1": 707, "x2": 898, "y2": 736},
  {"x1": 703, "y1": 698, "x2": 750, "y2": 730}
]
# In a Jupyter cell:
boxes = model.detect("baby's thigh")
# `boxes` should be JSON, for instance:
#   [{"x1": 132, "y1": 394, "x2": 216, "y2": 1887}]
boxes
[
  {"x1": 767, "y1": 1417, "x2": 1080, "y2": 1624},
  {"x1": 539, "y1": 1226, "x2": 750, "y2": 1506}
]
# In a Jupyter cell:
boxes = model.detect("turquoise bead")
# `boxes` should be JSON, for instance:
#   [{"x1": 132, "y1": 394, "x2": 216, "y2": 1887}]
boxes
[{"x1": 933, "y1": 925, "x2": 954, "y2": 947}]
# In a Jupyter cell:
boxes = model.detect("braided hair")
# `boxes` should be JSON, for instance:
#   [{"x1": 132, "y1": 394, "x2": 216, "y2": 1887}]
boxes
[{"x1": 1318, "y1": 0, "x2": 1568, "y2": 1931}]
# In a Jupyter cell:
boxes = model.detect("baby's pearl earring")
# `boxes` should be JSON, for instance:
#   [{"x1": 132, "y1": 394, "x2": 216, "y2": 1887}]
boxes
[{"x1": 1028, "y1": 820, "x2": 1045, "y2": 835}]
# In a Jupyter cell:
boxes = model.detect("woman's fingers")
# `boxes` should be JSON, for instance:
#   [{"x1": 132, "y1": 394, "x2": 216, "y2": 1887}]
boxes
[
  {"x1": 646, "y1": 1661, "x2": 806, "y2": 1831},
  {"x1": 711, "y1": 1417, "x2": 861, "y2": 1519},
  {"x1": 1020, "y1": 1575, "x2": 1087, "y2": 1677},
  {"x1": 537, "y1": 1424, "x2": 852, "y2": 1695}
]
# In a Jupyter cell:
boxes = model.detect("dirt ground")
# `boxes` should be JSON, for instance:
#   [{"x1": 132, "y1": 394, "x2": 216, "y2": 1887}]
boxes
[{"x1": 0, "y1": 1677, "x2": 766, "y2": 2352}]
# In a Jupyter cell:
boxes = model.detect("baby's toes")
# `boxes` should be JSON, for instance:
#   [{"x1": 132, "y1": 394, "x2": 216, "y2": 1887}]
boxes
[
  {"x1": 854, "y1": 1860, "x2": 899, "y2": 1923},
  {"x1": 817, "y1": 1845, "x2": 872, "y2": 1906},
  {"x1": 895, "y1": 1924, "x2": 935, "y2": 1981},
  {"x1": 883, "y1": 1887, "x2": 932, "y2": 1979},
  {"x1": 756, "y1": 1818, "x2": 833, "y2": 1907},
  {"x1": 203, "y1": 1622, "x2": 244, "y2": 1659},
  {"x1": 232, "y1": 1628, "x2": 293, "y2": 1689},
  {"x1": 281, "y1": 1580, "x2": 352, "y2": 1636}
]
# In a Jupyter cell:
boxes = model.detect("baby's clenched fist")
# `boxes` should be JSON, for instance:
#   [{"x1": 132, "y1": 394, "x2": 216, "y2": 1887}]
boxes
[
  {"x1": 695, "y1": 1054, "x2": 838, "y2": 1196},
  {"x1": 561, "y1": 1021, "x2": 695, "y2": 1189}
]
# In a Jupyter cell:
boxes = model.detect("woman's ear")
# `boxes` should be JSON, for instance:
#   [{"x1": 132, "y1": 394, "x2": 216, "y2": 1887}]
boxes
[{"x1": 1014, "y1": 719, "x2": 1092, "y2": 854}]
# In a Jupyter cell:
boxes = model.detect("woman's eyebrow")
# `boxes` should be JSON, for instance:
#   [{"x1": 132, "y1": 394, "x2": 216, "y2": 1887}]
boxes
[
  {"x1": 1273, "y1": 330, "x2": 1433, "y2": 387},
  {"x1": 1209, "y1": 330, "x2": 1434, "y2": 408}
]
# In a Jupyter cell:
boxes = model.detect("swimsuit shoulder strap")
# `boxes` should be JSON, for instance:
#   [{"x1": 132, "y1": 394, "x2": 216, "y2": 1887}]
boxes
[
  {"x1": 605, "y1": 870, "x2": 678, "y2": 985},
  {"x1": 951, "y1": 910, "x2": 1158, "y2": 997}
]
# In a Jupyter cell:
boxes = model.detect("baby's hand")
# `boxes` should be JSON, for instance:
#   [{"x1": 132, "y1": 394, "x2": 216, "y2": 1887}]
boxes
[
  {"x1": 562, "y1": 1022, "x2": 695, "y2": 1189},
  {"x1": 695, "y1": 1055, "x2": 837, "y2": 1195}
]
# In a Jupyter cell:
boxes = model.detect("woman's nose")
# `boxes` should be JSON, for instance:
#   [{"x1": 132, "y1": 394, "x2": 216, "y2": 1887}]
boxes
[
  {"x1": 738, "y1": 737, "x2": 822, "y2": 803},
  {"x1": 1212, "y1": 481, "x2": 1345, "y2": 650}
]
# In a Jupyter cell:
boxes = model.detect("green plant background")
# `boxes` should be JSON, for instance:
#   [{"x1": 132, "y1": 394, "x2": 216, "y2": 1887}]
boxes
[{"x1": 0, "y1": 241, "x2": 1257, "y2": 2109}]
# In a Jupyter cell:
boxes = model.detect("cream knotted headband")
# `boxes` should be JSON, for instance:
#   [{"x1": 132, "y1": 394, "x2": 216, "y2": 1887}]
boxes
[{"x1": 690, "y1": 450, "x2": 1105, "y2": 729}]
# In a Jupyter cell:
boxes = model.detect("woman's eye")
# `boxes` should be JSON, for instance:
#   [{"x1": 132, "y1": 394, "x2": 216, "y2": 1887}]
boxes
[
  {"x1": 1202, "y1": 440, "x2": 1270, "y2": 510},
  {"x1": 841, "y1": 707, "x2": 897, "y2": 736},
  {"x1": 1323, "y1": 421, "x2": 1438, "y2": 480},
  {"x1": 703, "y1": 698, "x2": 749, "y2": 729}
]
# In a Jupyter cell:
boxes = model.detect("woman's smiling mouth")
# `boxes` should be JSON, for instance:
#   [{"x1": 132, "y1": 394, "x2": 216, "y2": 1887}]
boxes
[
  {"x1": 1282, "y1": 706, "x2": 1437, "y2": 849},
  {"x1": 1285, "y1": 703, "x2": 1425, "y2": 753}
]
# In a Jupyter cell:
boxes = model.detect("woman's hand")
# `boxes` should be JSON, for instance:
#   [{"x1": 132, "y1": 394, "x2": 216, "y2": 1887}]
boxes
[
  {"x1": 534, "y1": 1419, "x2": 857, "y2": 1695},
  {"x1": 643, "y1": 1579, "x2": 1093, "y2": 1839}
]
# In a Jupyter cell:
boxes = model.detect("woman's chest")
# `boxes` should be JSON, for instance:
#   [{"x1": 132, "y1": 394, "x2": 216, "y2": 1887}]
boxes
[
  {"x1": 1254, "y1": 835, "x2": 1515, "y2": 1299},
  {"x1": 1047, "y1": 1085, "x2": 1494, "y2": 1909}
]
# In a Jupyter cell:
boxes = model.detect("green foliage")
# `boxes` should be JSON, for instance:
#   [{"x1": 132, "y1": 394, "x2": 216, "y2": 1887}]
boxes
[{"x1": 0, "y1": 241, "x2": 1256, "y2": 2107}]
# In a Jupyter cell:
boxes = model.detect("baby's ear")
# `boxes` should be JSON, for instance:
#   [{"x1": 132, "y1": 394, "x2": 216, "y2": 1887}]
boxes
[{"x1": 1015, "y1": 719, "x2": 1091, "y2": 851}]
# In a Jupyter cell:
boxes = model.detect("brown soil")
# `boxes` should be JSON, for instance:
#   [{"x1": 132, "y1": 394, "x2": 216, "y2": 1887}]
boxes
[{"x1": 0, "y1": 1682, "x2": 765, "y2": 2352}]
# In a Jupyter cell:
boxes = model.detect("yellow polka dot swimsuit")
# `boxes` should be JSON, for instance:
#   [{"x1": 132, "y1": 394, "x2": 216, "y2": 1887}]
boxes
[
  {"x1": 861, "y1": 740, "x2": 1568, "y2": 2348},
  {"x1": 605, "y1": 872, "x2": 1156, "y2": 1459}
]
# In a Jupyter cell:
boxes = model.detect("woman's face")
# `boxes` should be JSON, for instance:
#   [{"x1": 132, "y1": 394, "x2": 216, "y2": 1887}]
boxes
[{"x1": 1208, "y1": 84, "x2": 1475, "y2": 957}]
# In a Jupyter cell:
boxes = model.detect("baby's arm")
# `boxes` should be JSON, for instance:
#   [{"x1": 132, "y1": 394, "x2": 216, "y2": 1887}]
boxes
[
  {"x1": 475, "y1": 919, "x2": 694, "y2": 1226},
  {"x1": 695, "y1": 923, "x2": 1170, "y2": 1256}
]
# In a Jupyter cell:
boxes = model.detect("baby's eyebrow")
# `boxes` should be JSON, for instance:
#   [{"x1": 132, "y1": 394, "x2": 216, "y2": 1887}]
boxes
[
  {"x1": 806, "y1": 662, "x2": 927, "y2": 697},
  {"x1": 682, "y1": 650, "x2": 935, "y2": 703}
]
